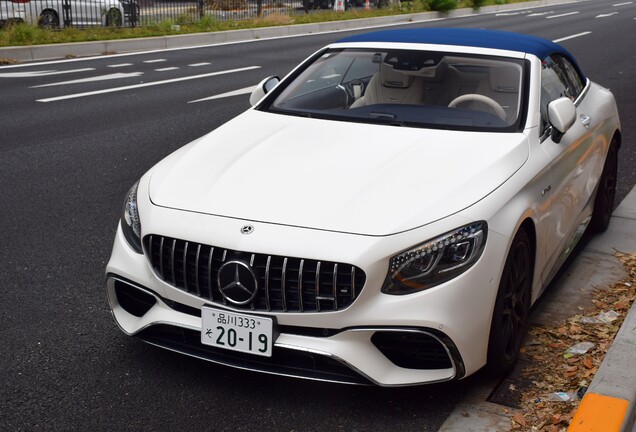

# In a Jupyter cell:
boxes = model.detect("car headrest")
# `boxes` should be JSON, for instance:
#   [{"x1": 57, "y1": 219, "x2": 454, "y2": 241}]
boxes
[
  {"x1": 489, "y1": 66, "x2": 520, "y2": 93},
  {"x1": 380, "y1": 62, "x2": 414, "y2": 88}
]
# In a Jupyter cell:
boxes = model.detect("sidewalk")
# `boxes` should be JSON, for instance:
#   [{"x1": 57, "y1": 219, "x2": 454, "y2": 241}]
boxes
[
  {"x1": 439, "y1": 186, "x2": 636, "y2": 432},
  {"x1": 568, "y1": 187, "x2": 636, "y2": 432},
  {"x1": 0, "y1": 0, "x2": 581, "y2": 62}
]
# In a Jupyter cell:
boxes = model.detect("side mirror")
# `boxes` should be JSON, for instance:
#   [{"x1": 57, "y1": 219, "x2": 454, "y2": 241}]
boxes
[
  {"x1": 548, "y1": 97, "x2": 576, "y2": 137},
  {"x1": 249, "y1": 76, "x2": 280, "y2": 106}
]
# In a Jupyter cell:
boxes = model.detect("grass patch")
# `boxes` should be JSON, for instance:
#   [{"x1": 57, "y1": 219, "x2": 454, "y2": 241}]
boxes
[{"x1": 0, "y1": 0, "x2": 531, "y2": 48}]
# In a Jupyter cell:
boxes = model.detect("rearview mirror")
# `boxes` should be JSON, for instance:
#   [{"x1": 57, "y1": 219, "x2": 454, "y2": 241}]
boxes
[{"x1": 249, "y1": 76, "x2": 280, "y2": 106}]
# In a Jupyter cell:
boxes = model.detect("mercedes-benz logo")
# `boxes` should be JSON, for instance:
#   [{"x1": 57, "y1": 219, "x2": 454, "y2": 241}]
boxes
[
  {"x1": 240, "y1": 225, "x2": 254, "y2": 235},
  {"x1": 217, "y1": 261, "x2": 259, "y2": 305}
]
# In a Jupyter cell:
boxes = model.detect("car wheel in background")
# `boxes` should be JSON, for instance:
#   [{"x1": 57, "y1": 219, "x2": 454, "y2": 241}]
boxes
[
  {"x1": 590, "y1": 139, "x2": 618, "y2": 233},
  {"x1": 487, "y1": 228, "x2": 532, "y2": 374},
  {"x1": 38, "y1": 10, "x2": 59, "y2": 29},
  {"x1": 105, "y1": 8, "x2": 122, "y2": 27}
]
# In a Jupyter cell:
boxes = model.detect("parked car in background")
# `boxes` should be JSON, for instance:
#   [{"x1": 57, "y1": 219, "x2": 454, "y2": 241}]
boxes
[
  {"x1": 18, "y1": 0, "x2": 130, "y2": 28},
  {"x1": 106, "y1": 28, "x2": 621, "y2": 386},
  {"x1": 0, "y1": 0, "x2": 26, "y2": 27}
]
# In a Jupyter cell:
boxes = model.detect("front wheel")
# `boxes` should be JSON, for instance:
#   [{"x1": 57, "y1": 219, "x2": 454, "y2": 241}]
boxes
[
  {"x1": 590, "y1": 140, "x2": 618, "y2": 233},
  {"x1": 487, "y1": 228, "x2": 532, "y2": 374}
]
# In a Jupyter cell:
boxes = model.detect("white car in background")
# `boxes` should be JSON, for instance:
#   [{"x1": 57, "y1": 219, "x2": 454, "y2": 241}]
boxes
[
  {"x1": 106, "y1": 28, "x2": 621, "y2": 386},
  {"x1": 21, "y1": 0, "x2": 126, "y2": 28}
]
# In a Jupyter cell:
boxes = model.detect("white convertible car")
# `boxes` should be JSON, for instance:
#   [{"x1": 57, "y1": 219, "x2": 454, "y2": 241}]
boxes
[{"x1": 107, "y1": 28, "x2": 621, "y2": 386}]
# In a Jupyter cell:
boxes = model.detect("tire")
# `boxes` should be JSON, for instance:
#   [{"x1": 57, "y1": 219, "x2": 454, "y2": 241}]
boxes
[
  {"x1": 105, "y1": 8, "x2": 123, "y2": 27},
  {"x1": 38, "y1": 10, "x2": 59, "y2": 29},
  {"x1": 487, "y1": 228, "x2": 532, "y2": 374},
  {"x1": 590, "y1": 140, "x2": 618, "y2": 233}
]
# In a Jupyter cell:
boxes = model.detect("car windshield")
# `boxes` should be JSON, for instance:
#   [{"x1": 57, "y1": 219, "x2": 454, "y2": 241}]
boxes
[{"x1": 264, "y1": 48, "x2": 526, "y2": 131}]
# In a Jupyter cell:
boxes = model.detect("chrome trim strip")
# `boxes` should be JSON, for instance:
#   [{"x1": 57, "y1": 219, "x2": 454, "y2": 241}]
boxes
[
  {"x1": 298, "y1": 259, "x2": 304, "y2": 312},
  {"x1": 182, "y1": 241, "x2": 189, "y2": 293},
  {"x1": 281, "y1": 257, "x2": 288, "y2": 312},
  {"x1": 159, "y1": 236, "x2": 165, "y2": 279},
  {"x1": 170, "y1": 238, "x2": 177, "y2": 285},
  {"x1": 207, "y1": 247, "x2": 215, "y2": 302},
  {"x1": 264, "y1": 255, "x2": 271, "y2": 311},
  {"x1": 194, "y1": 244, "x2": 202, "y2": 297},
  {"x1": 332, "y1": 263, "x2": 338, "y2": 310},
  {"x1": 315, "y1": 261, "x2": 321, "y2": 312},
  {"x1": 351, "y1": 266, "x2": 356, "y2": 301}
]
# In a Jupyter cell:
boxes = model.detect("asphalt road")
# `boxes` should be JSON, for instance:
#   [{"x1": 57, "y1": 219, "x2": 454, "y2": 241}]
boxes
[{"x1": 1, "y1": 0, "x2": 635, "y2": 430}]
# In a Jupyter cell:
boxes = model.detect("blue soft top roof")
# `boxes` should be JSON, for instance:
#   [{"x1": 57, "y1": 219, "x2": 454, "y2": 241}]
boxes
[{"x1": 337, "y1": 28, "x2": 573, "y2": 62}]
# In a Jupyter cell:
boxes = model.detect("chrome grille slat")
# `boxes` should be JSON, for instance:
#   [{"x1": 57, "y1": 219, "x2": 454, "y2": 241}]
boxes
[
  {"x1": 281, "y1": 258, "x2": 288, "y2": 312},
  {"x1": 182, "y1": 241, "x2": 189, "y2": 293},
  {"x1": 170, "y1": 238, "x2": 177, "y2": 285},
  {"x1": 264, "y1": 256, "x2": 272, "y2": 310},
  {"x1": 159, "y1": 236, "x2": 165, "y2": 279},
  {"x1": 351, "y1": 266, "x2": 356, "y2": 301},
  {"x1": 315, "y1": 261, "x2": 321, "y2": 312},
  {"x1": 194, "y1": 244, "x2": 202, "y2": 297},
  {"x1": 144, "y1": 235, "x2": 366, "y2": 313},
  {"x1": 333, "y1": 263, "x2": 338, "y2": 310},
  {"x1": 298, "y1": 259, "x2": 304, "y2": 313},
  {"x1": 207, "y1": 247, "x2": 215, "y2": 302}
]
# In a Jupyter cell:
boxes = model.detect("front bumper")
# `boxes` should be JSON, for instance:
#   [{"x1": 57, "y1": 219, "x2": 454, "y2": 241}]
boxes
[{"x1": 106, "y1": 201, "x2": 509, "y2": 386}]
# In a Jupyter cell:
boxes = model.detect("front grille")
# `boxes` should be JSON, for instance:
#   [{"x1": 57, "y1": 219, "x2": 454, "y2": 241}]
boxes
[{"x1": 144, "y1": 235, "x2": 366, "y2": 313}]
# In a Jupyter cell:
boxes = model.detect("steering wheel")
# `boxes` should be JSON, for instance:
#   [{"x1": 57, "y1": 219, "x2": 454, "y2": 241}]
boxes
[{"x1": 448, "y1": 94, "x2": 507, "y2": 121}]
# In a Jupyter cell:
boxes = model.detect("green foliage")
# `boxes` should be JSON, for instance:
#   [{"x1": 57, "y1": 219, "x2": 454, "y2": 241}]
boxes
[
  {"x1": 426, "y1": 0, "x2": 457, "y2": 12},
  {"x1": 0, "y1": 0, "x2": 532, "y2": 48}
]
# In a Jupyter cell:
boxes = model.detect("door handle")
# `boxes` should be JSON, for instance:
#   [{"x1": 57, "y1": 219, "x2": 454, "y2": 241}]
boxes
[{"x1": 580, "y1": 114, "x2": 592, "y2": 128}]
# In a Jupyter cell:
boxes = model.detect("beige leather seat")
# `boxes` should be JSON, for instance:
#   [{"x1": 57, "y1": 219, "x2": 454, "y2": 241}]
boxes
[
  {"x1": 472, "y1": 66, "x2": 521, "y2": 123},
  {"x1": 350, "y1": 62, "x2": 425, "y2": 108}
]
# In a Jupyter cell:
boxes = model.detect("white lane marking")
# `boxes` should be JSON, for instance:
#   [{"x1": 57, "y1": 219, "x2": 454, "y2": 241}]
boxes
[
  {"x1": 143, "y1": 59, "x2": 166, "y2": 63},
  {"x1": 36, "y1": 66, "x2": 261, "y2": 102},
  {"x1": 30, "y1": 72, "x2": 144, "y2": 88},
  {"x1": 496, "y1": 12, "x2": 520, "y2": 16},
  {"x1": 547, "y1": 11, "x2": 580, "y2": 19},
  {"x1": 552, "y1": 31, "x2": 592, "y2": 43},
  {"x1": 155, "y1": 67, "x2": 179, "y2": 72},
  {"x1": 189, "y1": 62, "x2": 211, "y2": 67},
  {"x1": 596, "y1": 12, "x2": 619, "y2": 17},
  {"x1": 528, "y1": 12, "x2": 551, "y2": 16},
  {"x1": 0, "y1": 68, "x2": 95, "y2": 78},
  {"x1": 189, "y1": 85, "x2": 257, "y2": 103},
  {"x1": 108, "y1": 63, "x2": 134, "y2": 68},
  {"x1": 613, "y1": 2, "x2": 632, "y2": 6}
]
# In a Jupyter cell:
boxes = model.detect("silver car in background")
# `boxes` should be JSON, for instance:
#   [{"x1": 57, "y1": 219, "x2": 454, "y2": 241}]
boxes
[{"x1": 11, "y1": 0, "x2": 130, "y2": 28}]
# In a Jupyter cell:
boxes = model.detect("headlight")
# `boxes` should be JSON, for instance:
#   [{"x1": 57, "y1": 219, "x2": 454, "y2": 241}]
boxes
[
  {"x1": 121, "y1": 180, "x2": 142, "y2": 254},
  {"x1": 382, "y1": 221, "x2": 487, "y2": 295}
]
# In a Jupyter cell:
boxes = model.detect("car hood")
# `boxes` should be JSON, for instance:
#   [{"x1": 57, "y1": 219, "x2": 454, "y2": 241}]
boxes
[{"x1": 149, "y1": 110, "x2": 528, "y2": 236}]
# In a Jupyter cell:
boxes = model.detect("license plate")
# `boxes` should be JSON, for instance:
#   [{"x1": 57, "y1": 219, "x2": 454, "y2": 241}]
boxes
[{"x1": 201, "y1": 307, "x2": 274, "y2": 357}]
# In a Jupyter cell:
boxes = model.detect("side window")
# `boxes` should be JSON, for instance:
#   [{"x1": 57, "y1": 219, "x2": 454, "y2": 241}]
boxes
[
  {"x1": 540, "y1": 54, "x2": 583, "y2": 136},
  {"x1": 557, "y1": 56, "x2": 585, "y2": 99}
]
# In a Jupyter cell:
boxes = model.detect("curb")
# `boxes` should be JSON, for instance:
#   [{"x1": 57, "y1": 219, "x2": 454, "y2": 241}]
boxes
[
  {"x1": 0, "y1": 0, "x2": 582, "y2": 62},
  {"x1": 567, "y1": 186, "x2": 636, "y2": 432},
  {"x1": 439, "y1": 185, "x2": 636, "y2": 432}
]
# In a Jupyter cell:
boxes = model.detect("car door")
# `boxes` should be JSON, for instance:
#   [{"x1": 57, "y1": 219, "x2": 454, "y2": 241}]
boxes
[{"x1": 539, "y1": 54, "x2": 602, "y2": 285}]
